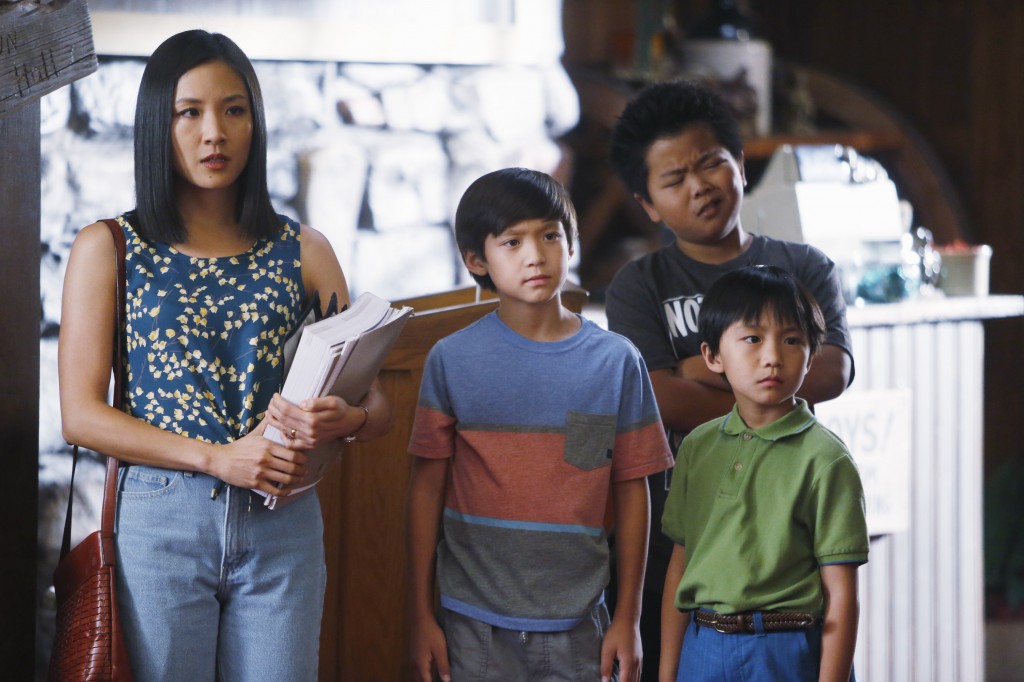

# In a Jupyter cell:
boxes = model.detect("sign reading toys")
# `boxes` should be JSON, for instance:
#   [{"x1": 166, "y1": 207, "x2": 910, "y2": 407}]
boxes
[{"x1": 816, "y1": 388, "x2": 912, "y2": 536}]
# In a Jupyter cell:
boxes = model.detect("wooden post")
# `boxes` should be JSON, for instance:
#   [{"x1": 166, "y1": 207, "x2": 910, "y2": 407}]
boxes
[
  {"x1": 0, "y1": 96, "x2": 41, "y2": 682},
  {"x1": 0, "y1": 1, "x2": 95, "y2": 677}
]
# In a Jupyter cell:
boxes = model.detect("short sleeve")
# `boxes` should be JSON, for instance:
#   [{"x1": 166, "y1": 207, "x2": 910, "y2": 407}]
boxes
[
  {"x1": 661, "y1": 439, "x2": 690, "y2": 546},
  {"x1": 610, "y1": 345, "x2": 673, "y2": 482},
  {"x1": 606, "y1": 262, "x2": 679, "y2": 372},
  {"x1": 792, "y1": 245, "x2": 855, "y2": 383},
  {"x1": 408, "y1": 344, "x2": 457, "y2": 459},
  {"x1": 811, "y1": 455, "x2": 869, "y2": 565}
]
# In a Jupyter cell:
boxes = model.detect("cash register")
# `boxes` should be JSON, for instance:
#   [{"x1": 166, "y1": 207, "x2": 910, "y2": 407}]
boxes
[{"x1": 741, "y1": 144, "x2": 929, "y2": 304}]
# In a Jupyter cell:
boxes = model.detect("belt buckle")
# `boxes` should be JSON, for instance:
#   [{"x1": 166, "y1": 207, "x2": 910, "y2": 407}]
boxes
[{"x1": 708, "y1": 613, "x2": 734, "y2": 634}]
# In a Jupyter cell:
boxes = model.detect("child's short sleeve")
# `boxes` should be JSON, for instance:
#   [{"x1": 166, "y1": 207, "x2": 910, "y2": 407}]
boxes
[
  {"x1": 408, "y1": 344, "x2": 457, "y2": 459},
  {"x1": 610, "y1": 346, "x2": 673, "y2": 482},
  {"x1": 661, "y1": 439, "x2": 689, "y2": 547},
  {"x1": 811, "y1": 455, "x2": 870, "y2": 565}
]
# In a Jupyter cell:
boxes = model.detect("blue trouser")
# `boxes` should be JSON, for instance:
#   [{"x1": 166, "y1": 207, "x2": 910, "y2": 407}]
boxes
[
  {"x1": 114, "y1": 466, "x2": 326, "y2": 682},
  {"x1": 677, "y1": 612, "x2": 854, "y2": 682}
]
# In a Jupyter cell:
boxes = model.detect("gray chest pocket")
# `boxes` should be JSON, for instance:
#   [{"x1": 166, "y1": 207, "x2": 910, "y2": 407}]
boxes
[{"x1": 564, "y1": 411, "x2": 616, "y2": 471}]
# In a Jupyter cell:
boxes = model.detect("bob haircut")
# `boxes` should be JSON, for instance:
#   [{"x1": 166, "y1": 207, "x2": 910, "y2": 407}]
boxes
[
  {"x1": 609, "y1": 80, "x2": 744, "y2": 203},
  {"x1": 698, "y1": 265, "x2": 827, "y2": 357},
  {"x1": 454, "y1": 168, "x2": 578, "y2": 291},
  {"x1": 128, "y1": 29, "x2": 278, "y2": 244}
]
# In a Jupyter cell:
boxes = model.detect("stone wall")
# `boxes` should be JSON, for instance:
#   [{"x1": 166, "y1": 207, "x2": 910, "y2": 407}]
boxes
[{"x1": 36, "y1": 54, "x2": 578, "y2": 674}]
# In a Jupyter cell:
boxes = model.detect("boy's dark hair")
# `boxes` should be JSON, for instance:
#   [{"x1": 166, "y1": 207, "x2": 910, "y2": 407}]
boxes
[
  {"x1": 128, "y1": 29, "x2": 279, "y2": 245},
  {"x1": 454, "y1": 168, "x2": 578, "y2": 291},
  {"x1": 699, "y1": 265, "x2": 826, "y2": 356},
  {"x1": 609, "y1": 80, "x2": 744, "y2": 202}
]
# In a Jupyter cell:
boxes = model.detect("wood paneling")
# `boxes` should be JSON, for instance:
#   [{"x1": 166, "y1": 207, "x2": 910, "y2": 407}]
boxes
[
  {"x1": 669, "y1": 0, "x2": 1024, "y2": 539},
  {"x1": 755, "y1": 0, "x2": 1024, "y2": 492},
  {"x1": 969, "y1": 3, "x2": 1024, "y2": 478}
]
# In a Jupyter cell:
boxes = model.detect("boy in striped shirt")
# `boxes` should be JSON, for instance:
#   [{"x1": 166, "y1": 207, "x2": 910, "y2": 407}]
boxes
[{"x1": 407, "y1": 168, "x2": 673, "y2": 682}]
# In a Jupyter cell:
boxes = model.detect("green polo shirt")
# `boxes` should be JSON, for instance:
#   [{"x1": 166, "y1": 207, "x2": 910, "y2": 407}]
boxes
[{"x1": 662, "y1": 399, "x2": 868, "y2": 615}]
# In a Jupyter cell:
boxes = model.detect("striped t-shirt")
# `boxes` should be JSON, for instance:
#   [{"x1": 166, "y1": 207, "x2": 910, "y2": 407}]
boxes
[{"x1": 409, "y1": 312, "x2": 673, "y2": 631}]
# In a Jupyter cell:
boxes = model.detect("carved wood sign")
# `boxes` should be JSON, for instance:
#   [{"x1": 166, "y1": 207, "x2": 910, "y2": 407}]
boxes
[{"x1": 0, "y1": 0, "x2": 96, "y2": 117}]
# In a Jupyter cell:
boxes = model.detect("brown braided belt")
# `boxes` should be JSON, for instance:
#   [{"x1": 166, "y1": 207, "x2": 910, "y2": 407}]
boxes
[{"x1": 693, "y1": 610, "x2": 817, "y2": 634}]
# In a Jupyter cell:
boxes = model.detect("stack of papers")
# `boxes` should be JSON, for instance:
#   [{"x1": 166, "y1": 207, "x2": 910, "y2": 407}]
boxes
[{"x1": 258, "y1": 292, "x2": 413, "y2": 509}]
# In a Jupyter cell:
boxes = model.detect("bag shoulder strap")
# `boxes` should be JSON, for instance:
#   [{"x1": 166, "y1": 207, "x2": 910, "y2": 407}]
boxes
[{"x1": 59, "y1": 219, "x2": 128, "y2": 560}]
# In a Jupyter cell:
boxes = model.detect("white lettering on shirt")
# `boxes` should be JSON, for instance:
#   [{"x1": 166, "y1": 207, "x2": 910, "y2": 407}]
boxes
[{"x1": 664, "y1": 296, "x2": 702, "y2": 339}]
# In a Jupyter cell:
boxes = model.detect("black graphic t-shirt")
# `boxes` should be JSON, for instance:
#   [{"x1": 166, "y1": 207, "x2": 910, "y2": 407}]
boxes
[{"x1": 606, "y1": 234, "x2": 852, "y2": 374}]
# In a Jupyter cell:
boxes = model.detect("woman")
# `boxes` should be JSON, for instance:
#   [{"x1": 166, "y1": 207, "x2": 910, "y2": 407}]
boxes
[{"x1": 58, "y1": 30, "x2": 391, "y2": 681}]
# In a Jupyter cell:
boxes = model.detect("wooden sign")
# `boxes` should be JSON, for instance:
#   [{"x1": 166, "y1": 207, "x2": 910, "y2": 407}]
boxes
[{"x1": 0, "y1": 0, "x2": 97, "y2": 117}]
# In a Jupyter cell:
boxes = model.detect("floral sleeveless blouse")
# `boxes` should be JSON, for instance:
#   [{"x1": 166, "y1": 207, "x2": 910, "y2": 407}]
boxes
[{"x1": 119, "y1": 214, "x2": 305, "y2": 445}]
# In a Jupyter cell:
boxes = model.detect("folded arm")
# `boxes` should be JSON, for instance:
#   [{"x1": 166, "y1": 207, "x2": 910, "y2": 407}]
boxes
[{"x1": 653, "y1": 343, "x2": 851, "y2": 433}]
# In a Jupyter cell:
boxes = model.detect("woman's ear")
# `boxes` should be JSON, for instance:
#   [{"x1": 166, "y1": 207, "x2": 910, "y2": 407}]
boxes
[{"x1": 463, "y1": 250, "x2": 488, "y2": 277}]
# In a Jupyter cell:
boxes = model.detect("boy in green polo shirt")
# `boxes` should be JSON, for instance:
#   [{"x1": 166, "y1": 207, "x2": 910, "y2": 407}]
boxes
[{"x1": 660, "y1": 265, "x2": 868, "y2": 682}]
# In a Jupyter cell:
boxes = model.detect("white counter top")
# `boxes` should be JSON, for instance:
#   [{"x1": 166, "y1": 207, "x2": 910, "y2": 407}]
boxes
[
  {"x1": 845, "y1": 294, "x2": 1024, "y2": 327},
  {"x1": 583, "y1": 294, "x2": 1024, "y2": 331}
]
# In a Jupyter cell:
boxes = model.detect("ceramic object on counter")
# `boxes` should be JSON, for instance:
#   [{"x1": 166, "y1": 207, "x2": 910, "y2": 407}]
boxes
[{"x1": 938, "y1": 245, "x2": 991, "y2": 297}]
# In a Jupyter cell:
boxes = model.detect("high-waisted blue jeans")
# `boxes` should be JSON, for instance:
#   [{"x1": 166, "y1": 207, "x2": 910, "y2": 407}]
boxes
[{"x1": 114, "y1": 466, "x2": 326, "y2": 681}]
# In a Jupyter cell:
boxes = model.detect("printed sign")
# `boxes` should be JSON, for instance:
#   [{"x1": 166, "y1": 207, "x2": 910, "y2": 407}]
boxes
[{"x1": 815, "y1": 389, "x2": 911, "y2": 535}]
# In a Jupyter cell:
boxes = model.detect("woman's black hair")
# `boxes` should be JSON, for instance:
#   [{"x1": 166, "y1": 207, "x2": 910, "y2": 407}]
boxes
[
  {"x1": 454, "y1": 168, "x2": 578, "y2": 291},
  {"x1": 699, "y1": 265, "x2": 827, "y2": 356},
  {"x1": 128, "y1": 29, "x2": 278, "y2": 244}
]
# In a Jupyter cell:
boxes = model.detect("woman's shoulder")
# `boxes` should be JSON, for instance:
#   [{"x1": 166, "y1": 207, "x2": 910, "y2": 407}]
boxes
[
  {"x1": 64, "y1": 220, "x2": 122, "y2": 293},
  {"x1": 292, "y1": 217, "x2": 348, "y2": 308},
  {"x1": 73, "y1": 219, "x2": 120, "y2": 252},
  {"x1": 295, "y1": 220, "x2": 329, "y2": 246},
  {"x1": 294, "y1": 219, "x2": 340, "y2": 265}
]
